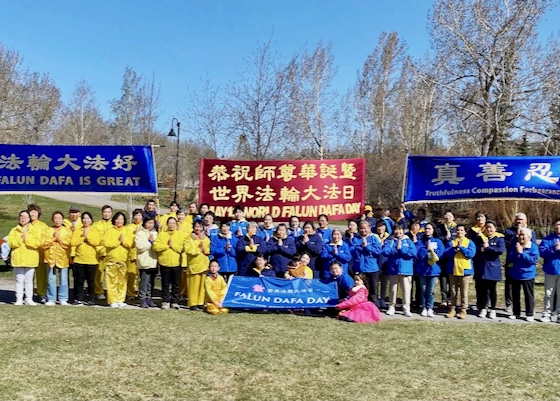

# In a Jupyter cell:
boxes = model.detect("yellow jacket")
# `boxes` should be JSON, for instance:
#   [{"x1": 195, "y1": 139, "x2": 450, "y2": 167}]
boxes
[
  {"x1": 91, "y1": 219, "x2": 112, "y2": 258},
  {"x1": 103, "y1": 226, "x2": 135, "y2": 262},
  {"x1": 126, "y1": 222, "x2": 142, "y2": 261},
  {"x1": 71, "y1": 226, "x2": 102, "y2": 265},
  {"x1": 152, "y1": 230, "x2": 185, "y2": 267},
  {"x1": 63, "y1": 217, "x2": 83, "y2": 258},
  {"x1": 8, "y1": 224, "x2": 42, "y2": 267},
  {"x1": 158, "y1": 212, "x2": 177, "y2": 232},
  {"x1": 205, "y1": 274, "x2": 227, "y2": 305},
  {"x1": 185, "y1": 233, "x2": 210, "y2": 274},
  {"x1": 43, "y1": 225, "x2": 73, "y2": 268},
  {"x1": 31, "y1": 220, "x2": 49, "y2": 246}
]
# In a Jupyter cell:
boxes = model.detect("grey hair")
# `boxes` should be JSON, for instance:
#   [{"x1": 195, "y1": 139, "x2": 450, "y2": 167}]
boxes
[{"x1": 247, "y1": 221, "x2": 259, "y2": 230}]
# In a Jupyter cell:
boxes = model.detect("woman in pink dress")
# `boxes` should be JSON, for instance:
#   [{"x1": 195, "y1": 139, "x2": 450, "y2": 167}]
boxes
[{"x1": 336, "y1": 273, "x2": 382, "y2": 323}]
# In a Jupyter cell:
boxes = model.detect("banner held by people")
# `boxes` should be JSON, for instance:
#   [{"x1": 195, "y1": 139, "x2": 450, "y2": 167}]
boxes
[
  {"x1": 199, "y1": 158, "x2": 366, "y2": 219},
  {"x1": 0, "y1": 144, "x2": 157, "y2": 194},
  {"x1": 223, "y1": 276, "x2": 339, "y2": 309},
  {"x1": 405, "y1": 156, "x2": 560, "y2": 203}
]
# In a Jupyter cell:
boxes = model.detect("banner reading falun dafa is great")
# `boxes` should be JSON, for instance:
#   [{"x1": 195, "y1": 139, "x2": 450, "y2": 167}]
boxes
[{"x1": 199, "y1": 158, "x2": 366, "y2": 219}]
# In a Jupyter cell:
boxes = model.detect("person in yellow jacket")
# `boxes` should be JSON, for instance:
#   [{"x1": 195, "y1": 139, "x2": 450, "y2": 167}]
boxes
[
  {"x1": 8, "y1": 210, "x2": 42, "y2": 305},
  {"x1": 152, "y1": 217, "x2": 186, "y2": 310},
  {"x1": 27, "y1": 204, "x2": 49, "y2": 303},
  {"x1": 177, "y1": 209, "x2": 192, "y2": 300},
  {"x1": 204, "y1": 259, "x2": 229, "y2": 315},
  {"x1": 43, "y1": 211, "x2": 73, "y2": 306},
  {"x1": 91, "y1": 205, "x2": 113, "y2": 300},
  {"x1": 125, "y1": 208, "x2": 143, "y2": 300},
  {"x1": 185, "y1": 220, "x2": 211, "y2": 310},
  {"x1": 71, "y1": 212, "x2": 101, "y2": 305},
  {"x1": 103, "y1": 212, "x2": 135, "y2": 308},
  {"x1": 158, "y1": 201, "x2": 179, "y2": 232}
]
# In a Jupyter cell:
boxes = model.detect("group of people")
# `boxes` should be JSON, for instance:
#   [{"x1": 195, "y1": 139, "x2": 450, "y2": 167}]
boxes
[{"x1": 4, "y1": 199, "x2": 559, "y2": 324}]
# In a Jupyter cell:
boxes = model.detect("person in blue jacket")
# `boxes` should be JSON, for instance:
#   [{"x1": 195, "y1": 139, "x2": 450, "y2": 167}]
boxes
[
  {"x1": 229, "y1": 205, "x2": 249, "y2": 238},
  {"x1": 382, "y1": 224, "x2": 417, "y2": 317},
  {"x1": 316, "y1": 214, "x2": 333, "y2": 243},
  {"x1": 322, "y1": 261, "x2": 355, "y2": 318},
  {"x1": 444, "y1": 224, "x2": 476, "y2": 320},
  {"x1": 257, "y1": 214, "x2": 276, "y2": 240},
  {"x1": 295, "y1": 221, "x2": 323, "y2": 278},
  {"x1": 507, "y1": 227, "x2": 539, "y2": 321},
  {"x1": 319, "y1": 228, "x2": 352, "y2": 280},
  {"x1": 374, "y1": 220, "x2": 390, "y2": 309},
  {"x1": 436, "y1": 210, "x2": 457, "y2": 308},
  {"x1": 210, "y1": 222, "x2": 238, "y2": 282},
  {"x1": 267, "y1": 223, "x2": 297, "y2": 277},
  {"x1": 415, "y1": 223, "x2": 444, "y2": 318},
  {"x1": 352, "y1": 221, "x2": 382, "y2": 305},
  {"x1": 288, "y1": 216, "x2": 303, "y2": 239},
  {"x1": 473, "y1": 220, "x2": 505, "y2": 319},
  {"x1": 235, "y1": 222, "x2": 267, "y2": 276},
  {"x1": 343, "y1": 220, "x2": 360, "y2": 274},
  {"x1": 247, "y1": 253, "x2": 276, "y2": 277},
  {"x1": 538, "y1": 218, "x2": 560, "y2": 323}
]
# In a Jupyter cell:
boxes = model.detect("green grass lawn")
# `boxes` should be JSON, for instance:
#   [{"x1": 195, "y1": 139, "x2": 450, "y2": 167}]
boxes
[{"x1": 0, "y1": 306, "x2": 559, "y2": 401}]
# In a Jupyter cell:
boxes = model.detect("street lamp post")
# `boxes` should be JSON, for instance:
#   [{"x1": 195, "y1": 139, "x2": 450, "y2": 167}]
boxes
[{"x1": 168, "y1": 118, "x2": 180, "y2": 202}]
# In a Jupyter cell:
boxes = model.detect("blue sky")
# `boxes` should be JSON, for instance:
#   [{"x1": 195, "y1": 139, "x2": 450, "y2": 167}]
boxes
[{"x1": 0, "y1": 0, "x2": 558, "y2": 132}]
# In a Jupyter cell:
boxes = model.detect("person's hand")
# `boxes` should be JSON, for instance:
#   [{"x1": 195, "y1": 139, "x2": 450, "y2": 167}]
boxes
[
  {"x1": 237, "y1": 226, "x2": 242, "y2": 237},
  {"x1": 397, "y1": 240, "x2": 402, "y2": 250},
  {"x1": 226, "y1": 241, "x2": 231, "y2": 251},
  {"x1": 119, "y1": 234, "x2": 124, "y2": 244},
  {"x1": 333, "y1": 244, "x2": 338, "y2": 255},
  {"x1": 349, "y1": 232, "x2": 354, "y2": 240},
  {"x1": 83, "y1": 227, "x2": 89, "y2": 239},
  {"x1": 278, "y1": 238, "x2": 283, "y2": 246},
  {"x1": 427, "y1": 241, "x2": 432, "y2": 251},
  {"x1": 516, "y1": 242, "x2": 523, "y2": 254},
  {"x1": 54, "y1": 231, "x2": 59, "y2": 242},
  {"x1": 362, "y1": 237, "x2": 367, "y2": 247},
  {"x1": 265, "y1": 233, "x2": 270, "y2": 242},
  {"x1": 168, "y1": 238, "x2": 173, "y2": 248},
  {"x1": 216, "y1": 302, "x2": 222, "y2": 309},
  {"x1": 303, "y1": 233, "x2": 309, "y2": 243},
  {"x1": 249, "y1": 237, "x2": 254, "y2": 247},
  {"x1": 555, "y1": 239, "x2": 560, "y2": 252}
]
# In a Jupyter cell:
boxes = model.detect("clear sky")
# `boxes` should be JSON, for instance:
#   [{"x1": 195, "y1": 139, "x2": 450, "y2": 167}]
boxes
[{"x1": 1, "y1": 0, "x2": 558, "y2": 132}]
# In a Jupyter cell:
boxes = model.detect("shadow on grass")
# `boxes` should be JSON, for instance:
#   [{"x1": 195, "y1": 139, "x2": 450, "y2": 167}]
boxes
[{"x1": 0, "y1": 288, "x2": 15, "y2": 304}]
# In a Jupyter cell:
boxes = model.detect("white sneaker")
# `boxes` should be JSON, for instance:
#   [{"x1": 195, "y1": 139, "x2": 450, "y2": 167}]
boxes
[
  {"x1": 161, "y1": 302, "x2": 170, "y2": 310},
  {"x1": 24, "y1": 299, "x2": 37, "y2": 306},
  {"x1": 14, "y1": 300, "x2": 24, "y2": 306},
  {"x1": 96, "y1": 294, "x2": 106, "y2": 300},
  {"x1": 526, "y1": 316, "x2": 534, "y2": 322},
  {"x1": 420, "y1": 308, "x2": 428, "y2": 317},
  {"x1": 508, "y1": 315, "x2": 517, "y2": 320},
  {"x1": 403, "y1": 310, "x2": 412, "y2": 317},
  {"x1": 118, "y1": 302, "x2": 128, "y2": 308},
  {"x1": 427, "y1": 309, "x2": 434, "y2": 318},
  {"x1": 478, "y1": 309, "x2": 487, "y2": 318},
  {"x1": 505, "y1": 306, "x2": 513, "y2": 314},
  {"x1": 172, "y1": 303, "x2": 180, "y2": 310},
  {"x1": 541, "y1": 315, "x2": 551, "y2": 323},
  {"x1": 59, "y1": 301, "x2": 70, "y2": 306},
  {"x1": 45, "y1": 301, "x2": 56, "y2": 306},
  {"x1": 110, "y1": 303, "x2": 119, "y2": 308},
  {"x1": 488, "y1": 310, "x2": 496, "y2": 319},
  {"x1": 470, "y1": 305, "x2": 478, "y2": 311}
]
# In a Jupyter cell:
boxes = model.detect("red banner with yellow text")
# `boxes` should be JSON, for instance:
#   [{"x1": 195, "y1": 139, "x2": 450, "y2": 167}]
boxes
[{"x1": 199, "y1": 158, "x2": 365, "y2": 220}]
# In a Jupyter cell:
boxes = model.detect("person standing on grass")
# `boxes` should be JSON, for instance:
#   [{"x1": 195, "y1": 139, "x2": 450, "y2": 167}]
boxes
[
  {"x1": 538, "y1": 218, "x2": 560, "y2": 323},
  {"x1": 267, "y1": 223, "x2": 297, "y2": 278},
  {"x1": 135, "y1": 217, "x2": 158, "y2": 309},
  {"x1": 436, "y1": 210, "x2": 457, "y2": 309},
  {"x1": 185, "y1": 220, "x2": 211, "y2": 310},
  {"x1": 142, "y1": 199, "x2": 159, "y2": 230},
  {"x1": 382, "y1": 224, "x2": 417, "y2": 317},
  {"x1": 230, "y1": 205, "x2": 249, "y2": 238},
  {"x1": 507, "y1": 227, "x2": 539, "y2": 322},
  {"x1": 319, "y1": 228, "x2": 352, "y2": 280},
  {"x1": 236, "y1": 221, "x2": 267, "y2": 276},
  {"x1": 159, "y1": 201, "x2": 179, "y2": 230},
  {"x1": 211, "y1": 222, "x2": 238, "y2": 282},
  {"x1": 153, "y1": 217, "x2": 185, "y2": 310},
  {"x1": 295, "y1": 221, "x2": 323, "y2": 278},
  {"x1": 444, "y1": 225, "x2": 476, "y2": 320},
  {"x1": 415, "y1": 223, "x2": 444, "y2": 318},
  {"x1": 8, "y1": 210, "x2": 42, "y2": 306},
  {"x1": 316, "y1": 214, "x2": 333, "y2": 243},
  {"x1": 125, "y1": 209, "x2": 143, "y2": 301},
  {"x1": 257, "y1": 214, "x2": 276, "y2": 240},
  {"x1": 71, "y1": 212, "x2": 101, "y2": 306},
  {"x1": 202, "y1": 211, "x2": 220, "y2": 240},
  {"x1": 374, "y1": 220, "x2": 390, "y2": 310},
  {"x1": 352, "y1": 221, "x2": 382, "y2": 305},
  {"x1": 103, "y1": 212, "x2": 135, "y2": 308},
  {"x1": 27, "y1": 204, "x2": 48, "y2": 303},
  {"x1": 177, "y1": 208, "x2": 192, "y2": 301},
  {"x1": 288, "y1": 216, "x2": 303, "y2": 239},
  {"x1": 473, "y1": 221, "x2": 505, "y2": 319},
  {"x1": 42, "y1": 212, "x2": 73, "y2": 306},
  {"x1": 204, "y1": 260, "x2": 229, "y2": 315},
  {"x1": 92, "y1": 205, "x2": 113, "y2": 301}
]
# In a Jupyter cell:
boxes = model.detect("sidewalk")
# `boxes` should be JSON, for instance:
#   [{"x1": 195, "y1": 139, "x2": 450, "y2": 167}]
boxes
[{"x1": 39, "y1": 192, "x2": 170, "y2": 213}]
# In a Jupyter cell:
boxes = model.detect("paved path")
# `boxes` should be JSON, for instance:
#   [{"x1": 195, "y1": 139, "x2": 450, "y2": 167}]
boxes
[{"x1": 39, "y1": 192, "x2": 170, "y2": 213}]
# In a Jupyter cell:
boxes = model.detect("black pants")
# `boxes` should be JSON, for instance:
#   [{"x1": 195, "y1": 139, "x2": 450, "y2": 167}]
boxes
[
  {"x1": 160, "y1": 266, "x2": 181, "y2": 303},
  {"x1": 476, "y1": 279, "x2": 497, "y2": 310},
  {"x1": 439, "y1": 272, "x2": 449, "y2": 303},
  {"x1": 364, "y1": 271, "x2": 379, "y2": 304},
  {"x1": 412, "y1": 275, "x2": 422, "y2": 306},
  {"x1": 504, "y1": 271, "x2": 513, "y2": 308},
  {"x1": 512, "y1": 279, "x2": 534, "y2": 317},
  {"x1": 73, "y1": 263, "x2": 97, "y2": 302}
]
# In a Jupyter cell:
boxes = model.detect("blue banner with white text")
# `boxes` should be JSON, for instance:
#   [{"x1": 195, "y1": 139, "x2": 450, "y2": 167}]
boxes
[
  {"x1": 223, "y1": 276, "x2": 339, "y2": 309},
  {"x1": 405, "y1": 156, "x2": 560, "y2": 202},
  {"x1": 0, "y1": 144, "x2": 157, "y2": 194}
]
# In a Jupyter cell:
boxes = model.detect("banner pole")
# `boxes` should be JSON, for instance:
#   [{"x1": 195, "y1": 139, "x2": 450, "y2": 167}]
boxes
[{"x1": 401, "y1": 148, "x2": 410, "y2": 203}]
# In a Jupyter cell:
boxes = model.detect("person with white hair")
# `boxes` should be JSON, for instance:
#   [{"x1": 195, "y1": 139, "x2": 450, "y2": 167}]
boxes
[
  {"x1": 504, "y1": 212, "x2": 536, "y2": 314},
  {"x1": 506, "y1": 227, "x2": 539, "y2": 321}
]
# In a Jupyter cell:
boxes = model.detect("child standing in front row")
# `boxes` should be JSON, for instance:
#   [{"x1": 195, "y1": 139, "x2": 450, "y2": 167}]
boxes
[
  {"x1": 336, "y1": 273, "x2": 382, "y2": 323},
  {"x1": 204, "y1": 260, "x2": 229, "y2": 315}
]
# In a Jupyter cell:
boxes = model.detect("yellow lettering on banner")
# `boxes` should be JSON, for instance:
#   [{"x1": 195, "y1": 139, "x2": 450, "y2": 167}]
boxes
[
  {"x1": 271, "y1": 206, "x2": 281, "y2": 218},
  {"x1": 339, "y1": 162, "x2": 357, "y2": 180},
  {"x1": 320, "y1": 163, "x2": 338, "y2": 179},
  {"x1": 279, "y1": 186, "x2": 300, "y2": 202},
  {"x1": 277, "y1": 164, "x2": 297, "y2": 182},
  {"x1": 244, "y1": 206, "x2": 270, "y2": 219},
  {"x1": 345, "y1": 202, "x2": 361, "y2": 214},
  {"x1": 208, "y1": 165, "x2": 230, "y2": 181},
  {"x1": 342, "y1": 185, "x2": 355, "y2": 199},
  {"x1": 255, "y1": 165, "x2": 276, "y2": 181},
  {"x1": 301, "y1": 185, "x2": 321, "y2": 201},
  {"x1": 40, "y1": 176, "x2": 74, "y2": 185},
  {"x1": 209, "y1": 186, "x2": 231, "y2": 201},
  {"x1": 0, "y1": 176, "x2": 35, "y2": 185},
  {"x1": 210, "y1": 206, "x2": 233, "y2": 218},
  {"x1": 231, "y1": 185, "x2": 254, "y2": 203},
  {"x1": 231, "y1": 165, "x2": 253, "y2": 181},
  {"x1": 298, "y1": 163, "x2": 318, "y2": 180},
  {"x1": 323, "y1": 183, "x2": 341, "y2": 199},
  {"x1": 255, "y1": 185, "x2": 276, "y2": 201},
  {"x1": 96, "y1": 176, "x2": 140, "y2": 186}
]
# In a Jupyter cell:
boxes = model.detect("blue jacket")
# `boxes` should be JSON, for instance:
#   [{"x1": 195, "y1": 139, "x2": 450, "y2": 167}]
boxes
[
  {"x1": 322, "y1": 273, "x2": 354, "y2": 300},
  {"x1": 229, "y1": 220, "x2": 249, "y2": 238},
  {"x1": 247, "y1": 266, "x2": 276, "y2": 278},
  {"x1": 539, "y1": 233, "x2": 560, "y2": 275},
  {"x1": 443, "y1": 238, "x2": 476, "y2": 276},
  {"x1": 415, "y1": 237, "x2": 444, "y2": 277},
  {"x1": 381, "y1": 236, "x2": 417, "y2": 275},
  {"x1": 210, "y1": 234, "x2": 238, "y2": 273},
  {"x1": 288, "y1": 226, "x2": 303, "y2": 238},
  {"x1": 507, "y1": 242, "x2": 539, "y2": 280},
  {"x1": 267, "y1": 236, "x2": 297, "y2": 276},
  {"x1": 316, "y1": 227, "x2": 333, "y2": 243},
  {"x1": 319, "y1": 241, "x2": 352, "y2": 278},
  {"x1": 504, "y1": 226, "x2": 537, "y2": 267},
  {"x1": 381, "y1": 217, "x2": 395, "y2": 235},
  {"x1": 257, "y1": 226, "x2": 275, "y2": 240},
  {"x1": 235, "y1": 235, "x2": 267, "y2": 276},
  {"x1": 473, "y1": 234, "x2": 505, "y2": 280},
  {"x1": 295, "y1": 232, "x2": 323, "y2": 270},
  {"x1": 352, "y1": 234, "x2": 382, "y2": 274}
]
